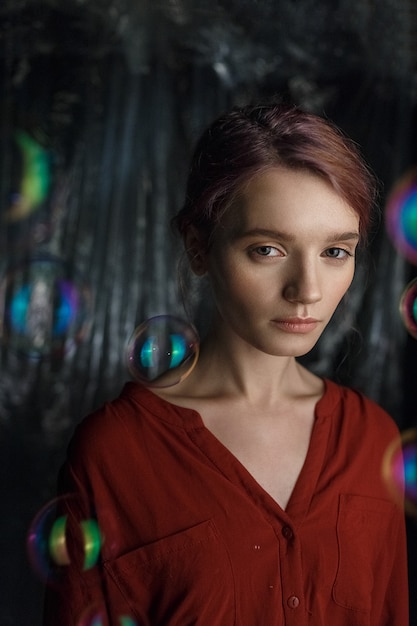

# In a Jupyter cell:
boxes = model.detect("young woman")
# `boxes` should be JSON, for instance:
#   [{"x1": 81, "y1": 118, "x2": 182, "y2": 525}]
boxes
[{"x1": 44, "y1": 102, "x2": 408, "y2": 625}]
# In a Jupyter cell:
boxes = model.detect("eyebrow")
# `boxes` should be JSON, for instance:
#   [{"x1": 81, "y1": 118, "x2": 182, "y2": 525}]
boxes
[{"x1": 234, "y1": 228, "x2": 360, "y2": 243}]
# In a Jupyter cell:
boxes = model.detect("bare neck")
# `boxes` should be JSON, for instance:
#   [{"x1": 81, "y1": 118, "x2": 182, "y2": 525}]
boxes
[{"x1": 158, "y1": 324, "x2": 323, "y2": 409}]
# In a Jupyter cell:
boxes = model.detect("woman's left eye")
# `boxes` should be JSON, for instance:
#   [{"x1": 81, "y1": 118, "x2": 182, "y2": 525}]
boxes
[{"x1": 324, "y1": 247, "x2": 351, "y2": 259}]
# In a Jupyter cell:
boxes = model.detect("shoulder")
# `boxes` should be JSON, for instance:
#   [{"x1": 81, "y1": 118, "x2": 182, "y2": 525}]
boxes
[
  {"x1": 322, "y1": 378, "x2": 401, "y2": 442},
  {"x1": 66, "y1": 382, "x2": 171, "y2": 468},
  {"x1": 65, "y1": 381, "x2": 196, "y2": 469},
  {"x1": 70, "y1": 383, "x2": 143, "y2": 440}
]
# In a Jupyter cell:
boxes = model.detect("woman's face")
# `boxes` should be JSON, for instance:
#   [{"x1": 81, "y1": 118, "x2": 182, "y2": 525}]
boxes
[{"x1": 204, "y1": 167, "x2": 360, "y2": 357}]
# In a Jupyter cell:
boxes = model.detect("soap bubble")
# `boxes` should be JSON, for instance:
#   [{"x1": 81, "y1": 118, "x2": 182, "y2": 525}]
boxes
[
  {"x1": 0, "y1": 255, "x2": 92, "y2": 358},
  {"x1": 77, "y1": 606, "x2": 107, "y2": 626},
  {"x1": 78, "y1": 606, "x2": 138, "y2": 626},
  {"x1": 27, "y1": 495, "x2": 103, "y2": 586},
  {"x1": 126, "y1": 315, "x2": 199, "y2": 387},
  {"x1": 385, "y1": 167, "x2": 417, "y2": 264},
  {"x1": 399, "y1": 278, "x2": 417, "y2": 338},
  {"x1": 3, "y1": 129, "x2": 51, "y2": 223},
  {"x1": 382, "y1": 428, "x2": 417, "y2": 517},
  {"x1": 118, "y1": 617, "x2": 138, "y2": 626}
]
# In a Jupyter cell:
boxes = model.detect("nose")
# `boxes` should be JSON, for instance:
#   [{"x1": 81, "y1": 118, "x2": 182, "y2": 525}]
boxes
[{"x1": 282, "y1": 260, "x2": 322, "y2": 305}]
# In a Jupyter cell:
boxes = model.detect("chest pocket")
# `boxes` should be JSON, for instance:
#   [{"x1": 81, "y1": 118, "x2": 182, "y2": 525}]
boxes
[
  {"x1": 103, "y1": 519, "x2": 236, "y2": 626},
  {"x1": 332, "y1": 493, "x2": 397, "y2": 613}
]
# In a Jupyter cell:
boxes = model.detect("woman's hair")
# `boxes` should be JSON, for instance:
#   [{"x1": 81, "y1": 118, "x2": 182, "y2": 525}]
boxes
[{"x1": 172, "y1": 101, "x2": 377, "y2": 247}]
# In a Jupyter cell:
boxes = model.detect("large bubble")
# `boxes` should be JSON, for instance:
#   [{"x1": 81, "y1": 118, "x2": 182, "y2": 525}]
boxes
[
  {"x1": 382, "y1": 428, "x2": 417, "y2": 517},
  {"x1": 126, "y1": 315, "x2": 199, "y2": 387},
  {"x1": 385, "y1": 167, "x2": 417, "y2": 265},
  {"x1": 0, "y1": 255, "x2": 92, "y2": 358},
  {"x1": 26, "y1": 495, "x2": 103, "y2": 587}
]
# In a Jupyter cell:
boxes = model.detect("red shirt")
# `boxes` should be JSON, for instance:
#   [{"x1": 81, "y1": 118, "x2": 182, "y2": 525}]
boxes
[{"x1": 44, "y1": 378, "x2": 408, "y2": 626}]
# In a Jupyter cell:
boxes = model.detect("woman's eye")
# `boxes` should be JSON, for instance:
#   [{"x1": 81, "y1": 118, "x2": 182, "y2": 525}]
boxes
[
  {"x1": 253, "y1": 246, "x2": 282, "y2": 257},
  {"x1": 324, "y1": 247, "x2": 351, "y2": 259}
]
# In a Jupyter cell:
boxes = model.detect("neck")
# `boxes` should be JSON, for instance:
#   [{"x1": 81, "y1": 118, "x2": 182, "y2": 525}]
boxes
[{"x1": 187, "y1": 322, "x2": 312, "y2": 406}]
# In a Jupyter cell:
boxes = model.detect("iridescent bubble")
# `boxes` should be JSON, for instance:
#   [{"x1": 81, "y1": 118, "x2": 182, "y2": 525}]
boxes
[
  {"x1": 4, "y1": 130, "x2": 51, "y2": 223},
  {"x1": 126, "y1": 315, "x2": 199, "y2": 387},
  {"x1": 385, "y1": 167, "x2": 417, "y2": 264},
  {"x1": 382, "y1": 428, "x2": 417, "y2": 517},
  {"x1": 399, "y1": 278, "x2": 417, "y2": 338},
  {"x1": 0, "y1": 255, "x2": 92, "y2": 358},
  {"x1": 78, "y1": 606, "x2": 137, "y2": 626},
  {"x1": 26, "y1": 495, "x2": 103, "y2": 586},
  {"x1": 118, "y1": 617, "x2": 138, "y2": 626},
  {"x1": 77, "y1": 606, "x2": 108, "y2": 626}
]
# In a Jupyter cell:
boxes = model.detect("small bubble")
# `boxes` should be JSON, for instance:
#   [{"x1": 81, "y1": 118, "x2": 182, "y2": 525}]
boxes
[
  {"x1": 126, "y1": 315, "x2": 199, "y2": 387},
  {"x1": 77, "y1": 606, "x2": 138, "y2": 626},
  {"x1": 386, "y1": 167, "x2": 417, "y2": 265},
  {"x1": 26, "y1": 495, "x2": 103, "y2": 586},
  {"x1": 3, "y1": 130, "x2": 51, "y2": 223},
  {"x1": 77, "y1": 605, "x2": 107, "y2": 626},
  {"x1": 118, "y1": 617, "x2": 138, "y2": 626},
  {"x1": 382, "y1": 427, "x2": 417, "y2": 517},
  {"x1": 399, "y1": 278, "x2": 417, "y2": 338}
]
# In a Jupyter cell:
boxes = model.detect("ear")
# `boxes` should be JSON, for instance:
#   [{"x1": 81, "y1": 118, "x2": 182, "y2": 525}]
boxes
[{"x1": 184, "y1": 227, "x2": 208, "y2": 276}]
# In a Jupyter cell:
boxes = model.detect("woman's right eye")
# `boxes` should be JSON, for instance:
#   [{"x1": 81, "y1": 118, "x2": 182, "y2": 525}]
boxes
[{"x1": 251, "y1": 245, "x2": 282, "y2": 257}]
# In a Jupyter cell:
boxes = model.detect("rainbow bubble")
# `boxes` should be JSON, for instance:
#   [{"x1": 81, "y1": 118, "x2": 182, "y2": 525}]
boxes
[
  {"x1": 77, "y1": 605, "x2": 107, "y2": 626},
  {"x1": 386, "y1": 167, "x2": 417, "y2": 264},
  {"x1": 26, "y1": 495, "x2": 103, "y2": 586},
  {"x1": 80, "y1": 519, "x2": 102, "y2": 570},
  {"x1": 126, "y1": 315, "x2": 199, "y2": 387},
  {"x1": 48, "y1": 515, "x2": 71, "y2": 567},
  {"x1": 78, "y1": 606, "x2": 138, "y2": 626},
  {"x1": 399, "y1": 278, "x2": 417, "y2": 338},
  {"x1": 382, "y1": 428, "x2": 417, "y2": 517},
  {"x1": 118, "y1": 617, "x2": 138, "y2": 626},
  {"x1": 0, "y1": 255, "x2": 92, "y2": 358},
  {"x1": 4, "y1": 130, "x2": 51, "y2": 223}
]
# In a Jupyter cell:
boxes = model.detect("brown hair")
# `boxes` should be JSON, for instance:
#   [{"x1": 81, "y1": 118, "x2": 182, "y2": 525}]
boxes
[{"x1": 173, "y1": 102, "x2": 377, "y2": 247}]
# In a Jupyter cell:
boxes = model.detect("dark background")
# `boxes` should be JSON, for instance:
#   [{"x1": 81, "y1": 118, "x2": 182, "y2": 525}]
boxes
[{"x1": 0, "y1": 0, "x2": 416, "y2": 623}]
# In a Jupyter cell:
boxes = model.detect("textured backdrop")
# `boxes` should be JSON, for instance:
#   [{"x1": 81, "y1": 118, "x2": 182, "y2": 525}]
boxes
[{"x1": 0, "y1": 1, "x2": 416, "y2": 623}]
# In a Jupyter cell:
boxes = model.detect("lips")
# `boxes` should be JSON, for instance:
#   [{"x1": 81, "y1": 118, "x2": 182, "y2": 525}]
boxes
[{"x1": 272, "y1": 317, "x2": 319, "y2": 334}]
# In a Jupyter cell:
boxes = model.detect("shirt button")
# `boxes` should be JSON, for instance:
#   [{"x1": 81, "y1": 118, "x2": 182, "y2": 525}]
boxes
[
  {"x1": 282, "y1": 525, "x2": 293, "y2": 540},
  {"x1": 287, "y1": 595, "x2": 300, "y2": 608}
]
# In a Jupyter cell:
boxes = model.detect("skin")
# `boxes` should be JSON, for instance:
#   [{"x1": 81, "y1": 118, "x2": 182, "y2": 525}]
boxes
[
  {"x1": 203, "y1": 167, "x2": 359, "y2": 361},
  {"x1": 155, "y1": 166, "x2": 361, "y2": 508}
]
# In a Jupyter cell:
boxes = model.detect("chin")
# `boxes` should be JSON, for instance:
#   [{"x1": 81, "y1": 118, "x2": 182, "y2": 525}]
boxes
[
  {"x1": 257, "y1": 343, "x2": 316, "y2": 358},
  {"x1": 268, "y1": 338, "x2": 321, "y2": 358}
]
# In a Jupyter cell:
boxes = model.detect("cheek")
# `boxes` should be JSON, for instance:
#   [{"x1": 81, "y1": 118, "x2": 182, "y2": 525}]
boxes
[
  {"x1": 208, "y1": 263, "x2": 263, "y2": 313},
  {"x1": 212, "y1": 272, "x2": 254, "y2": 305},
  {"x1": 328, "y1": 269, "x2": 355, "y2": 306},
  {"x1": 345, "y1": 265, "x2": 356, "y2": 292}
]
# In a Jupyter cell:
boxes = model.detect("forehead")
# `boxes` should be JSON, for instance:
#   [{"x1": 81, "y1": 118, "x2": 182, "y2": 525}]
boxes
[{"x1": 223, "y1": 167, "x2": 359, "y2": 237}]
